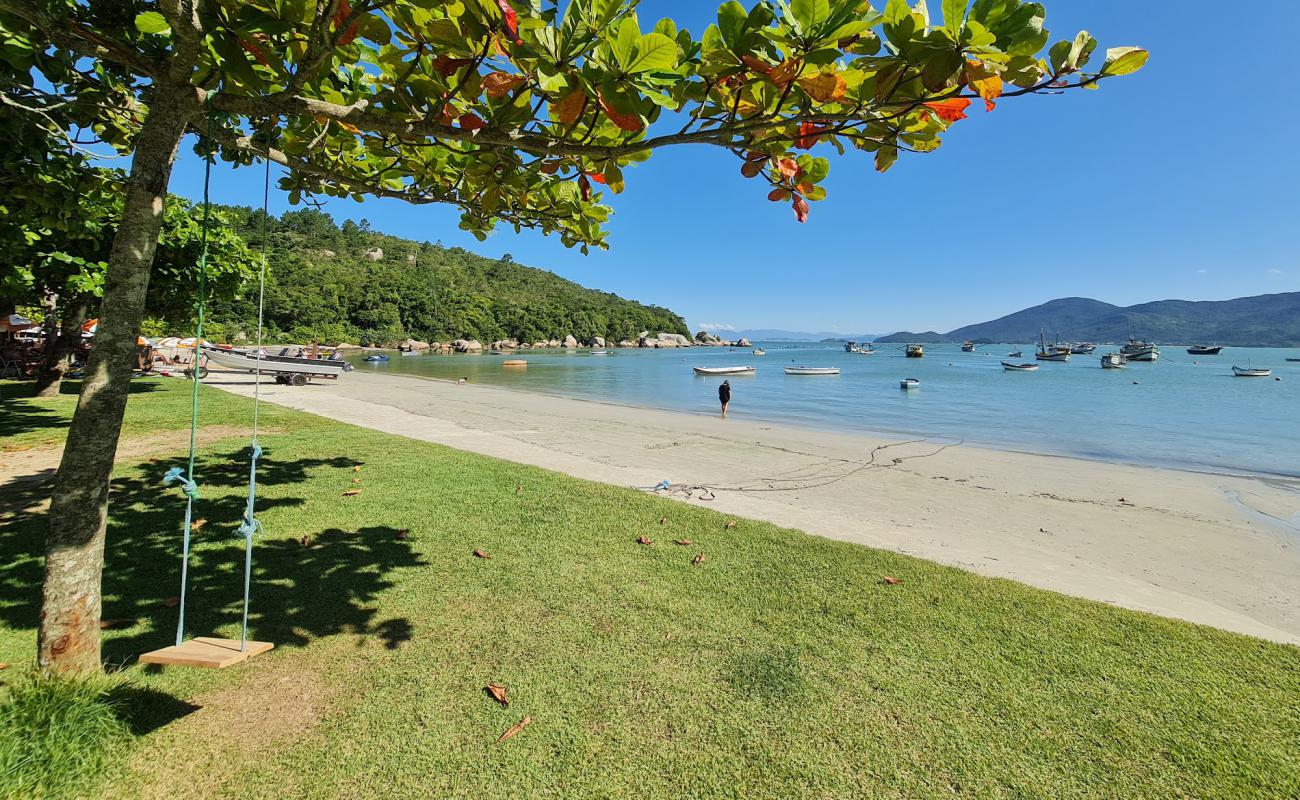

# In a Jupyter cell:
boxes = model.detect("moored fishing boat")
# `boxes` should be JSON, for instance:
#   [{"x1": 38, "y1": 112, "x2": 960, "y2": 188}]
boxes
[
  {"x1": 752, "y1": 348, "x2": 766, "y2": 355},
  {"x1": 1100, "y1": 352, "x2": 1127, "y2": 369},
  {"x1": 785, "y1": 366, "x2": 840, "y2": 375},
  {"x1": 589, "y1": 349, "x2": 611, "y2": 355},
  {"x1": 1120, "y1": 337, "x2": 1160, "y2": 361},
  {"x1": 1001, "y1": 362, "x2": 1039, "y2": 372},
  {"x1": 900, "y1": 377, "x2": 919, "y2": 389},
  {"x1": 1232, "y1": 365, "x2": 1271, "y2": 377},
  {"x1": 961, "y1": 341, "x2": 976, "y2": 352},
  {"x1": 905, "y1": 344, "x2": 924, "y2": 358},
  {"x1": 693, "y1": 366, "x2": 755, "y2": 376},
  {"x1": 1007, "y1": 350, "x2": 1023, "y2": 358},
  {"x1": 1035, "y1": 330, "x2": 1070, "y2": 361},
  {"x1": 1070, "y1": 342, "x2": 1096, "y2": 354},
  {"x1": 1187, "y1": 345, "x2": 1222, "y2": 355}
]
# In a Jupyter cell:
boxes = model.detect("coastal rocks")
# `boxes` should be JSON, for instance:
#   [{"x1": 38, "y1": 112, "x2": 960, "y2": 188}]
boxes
[
  {"x1": 637, "y1": 331, "x2": 650, "y2": 340},
  {"x1": 547, "y1": 338, "x2": 561, "y2": 348},
  {"x1": 657, "y1": 333, "x2": 692, "y2": 347},
  {"x1": 532, "y1": 340, "x2": 549, "y2": 349},
  {"x1": 639, "y1": 337, "x2": 660, "y2": 348},
  {"x1": 453, "y1": 339, "x2": 483, "y2": 352},
  {"x1": 695, "y1": 331, "x2": 723, "y2": 345},
  {"x1": 492, "y1": 339, "x2": 519, "y2": 350},
  {"x1": 588, "y1": 336, "x2": 606, "y2": 347},
  {"x1": 334, "y1": 342, "x2": 361, "y2": 350},
  {"x1": 400, "y1": 339, "x2": 430, "y2": 351},
  {"x1": 617, "y1": 340, "x2": 636, "y2": 348},
  {"x1": 563, "y1": 335, "x2": 578, "y2": 348},
  {"x1": 363, "y1": 247, "x2": 384, "y2": 262},
  {"x1": 736, "y1": 338, "x2": 752, "y2": 347}
]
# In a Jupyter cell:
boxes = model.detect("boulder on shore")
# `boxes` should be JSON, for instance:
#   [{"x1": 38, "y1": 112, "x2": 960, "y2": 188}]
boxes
[
  {"x1": 657, "y1": 332, "x2": 692, "y2": 347},
  {"x1": 563, "y1": 334, "x2": 578, "y2": 348},
  {"x1": 547, "y1": 339, "x2": 561, "y2": 348},
  {"x1": 617, "y1": 339, "x2": 636, "y2": 348},
  {"x1": 400, "y1": 339, "x2": 430, "y2": 351},
  {"x1": 639, "y1": 338, "x2": 659, "y2": 348},
  {"x1": 334, "y1": 342, "x2": 361, "y2": 350},
  {"x1": 736, "y1": 338, "x2": 752, "y2": 347},
  {"x1": 532, "y1": 340, "x2": 549, "y2": 349},
  {"x1": 492, "y1": 339, "x2": 518, "y2": 350},
  {"x1": 453, "y1": 339, "x2": 483, "y2": 352},
  {"x1": 588, "y1": 336, "x2": 606, "y2": 347},
  {"x1": 695, "y1": 331, "x2": 723, "y2": 345}
]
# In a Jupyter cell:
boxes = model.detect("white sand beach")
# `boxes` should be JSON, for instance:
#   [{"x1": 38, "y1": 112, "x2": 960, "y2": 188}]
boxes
[{"x1": 206, "y1": 369, "x2": 1300, "y2": 645}]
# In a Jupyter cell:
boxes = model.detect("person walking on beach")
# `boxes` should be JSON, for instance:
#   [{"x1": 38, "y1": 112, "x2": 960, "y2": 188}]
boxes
[{"x1": 718, "y1": 379, "x2": 731, "y2": 419}]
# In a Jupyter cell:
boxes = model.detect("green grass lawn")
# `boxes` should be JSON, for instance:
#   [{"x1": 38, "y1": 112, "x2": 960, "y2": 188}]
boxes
[{"x1": 1, "y1": 378, "x2": 1297, "y2": 799}]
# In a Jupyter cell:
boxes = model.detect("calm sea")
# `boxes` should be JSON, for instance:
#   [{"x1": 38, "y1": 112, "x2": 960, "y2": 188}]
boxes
[{"x1": 347, "y1": 343, "x2": 1300, "y2": 478}]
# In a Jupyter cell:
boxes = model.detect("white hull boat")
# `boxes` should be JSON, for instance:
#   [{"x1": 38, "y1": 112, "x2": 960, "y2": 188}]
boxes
[
  {"x1": 785, "y1": 366, "x2": 840, "y2": 375},
  {"x1": 589, "y1": 349, "x2": 611, "y2": 355},
  {"x1": 201, "y1": 345, "x2": 353, "y2": 383},
  {"x1": 1001, "y1": 362, "x2": 1039, "y2": 372},
  {"x1": 900, "y1": 378, "x2": 920, "y2": 389},
  {"x1": 693, "y1": 366, "x2": 755, "y2": 376},
  {"x1": 1100, "y1": 353, "x2": 1127, "y2": 369},
  {"x1": 1120, "y1": 338, "x2": 1160, "y2": 361},
  {"x1": 1232, "y1": 366, "x2": 1271, "y2": 377}
]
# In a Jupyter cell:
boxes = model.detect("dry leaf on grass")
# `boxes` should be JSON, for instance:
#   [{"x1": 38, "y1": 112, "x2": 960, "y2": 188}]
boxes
[
  {"x1": 496, "y1": 715, "x2": 532, "y2": 743},
  {"x1": 515, "y1": 485, "x2": 523, "y2": 494},
  {"x1": 342, "y1": 489, "x2": 362, "y2": 497},
  {"x1": 674, "y1": 539, "x2": 693, "y2": 546},
  {"x1": 0, "y1": 663, "x2": 9, "y2": 670},
  {"x1": 882, "y1": 576, "x2": 903, "y2": 585},
  {"x1": 637, "y1": 535, "x2": 654, "y2": 545},
  {"x1": 395, "y1": 529, "x2": 409, "y2": 541},
  {"x1": 724, "y1": 519, "x2": 737, "y2": 529},
  {"x1": 658, "y1": 517, "x2": 668, "y2": 525},
  {"x1": 353, "y1": 465, "x2": 362, "y2": 472},
  {"x1": 484, "y1": 683, "x2": 509, "y2": 706},
  {"x1": 99, "y1": 619, "x2": 134, "y2": 630},
  {"x1": 692, "y1": 553, "x2": 707, "y2": 566},
  {"x1": 162, "y1": 596, "x2": 181, "y2": 608},
  {"x1": 473, "y1": 549, "x2": 491, "y2": 559},
  {"x1": 300, "y1": 535, "x2": 312, "y2": 547},
  {"x1": 190, "y1": 518, "x2": 207, "y2": 532},
  {"x1": 351, "y1": 478, "x2": 362, "y2": 484}
]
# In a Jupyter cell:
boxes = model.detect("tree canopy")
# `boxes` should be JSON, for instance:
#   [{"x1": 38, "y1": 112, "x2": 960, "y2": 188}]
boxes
[{"x1": 2, "y1": 0, "x2": 1146, "y2": 251}]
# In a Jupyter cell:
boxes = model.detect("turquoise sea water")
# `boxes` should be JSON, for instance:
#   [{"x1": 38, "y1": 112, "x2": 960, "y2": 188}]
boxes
[{"x1": 347, "y1": 343, "x2": 1300, "y2": 478}]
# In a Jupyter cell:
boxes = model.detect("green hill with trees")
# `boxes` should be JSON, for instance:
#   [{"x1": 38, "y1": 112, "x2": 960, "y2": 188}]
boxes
[{"x1": 204, "y1": 206, "x2": 688, "y2": 347}]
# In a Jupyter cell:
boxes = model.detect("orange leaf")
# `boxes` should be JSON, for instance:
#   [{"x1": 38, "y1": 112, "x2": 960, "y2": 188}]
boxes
[
  {"x1": 674, "y1": 539, "x2": 693, "y2": 546},
  {"x1": 777, "y1": 157, "x2": 800, "y2": 179},
  {"x1": 483, "y1": 71, "x2": 526, "y2": 100},
  {"x1": 300, "y1": 535, "x2": 312, "y2": 547},
  {"x1": 552, "y1": 90, "x2": 586, "y2": 126},
  {"x1": 598, "y1": 89, "x2": 643, "y2": 132},
  {"x1": 353, "y1": 465, "x2": 361, "y2": 472},
  {"x1": 458, "y1": 113, "x2": 486, "y2": 132},
  {"x1": 0, "y1": 663, "x2": 9, "y2": 670},
  {"x1": 768, "y1": 59, "x2": 802, "y2": 87},
  {"x1": 497, "y1": 715, "x2": 532, "y2": 743},
  {"x1": 740, "y1": 160, "x2": 764, "y2": 178},
  {"x1": 337, "y1": 120, "x2": 360, "y2": 134},
  {"x1": 692, "y1": 553, "x2": 707, "y2": 565},
  {"x1": 637, "y1": 535, "x2": 654, "y2": 545},
  {"x1": 333, "y1": 0, "x2": 358, "y2": 46},
  {"x1": 767, "y1": 189, "x2": 789, "y2": 202},
  {"x1": 794, "y1": 121, "x2": 823, "y2": 150},
  {"x1": 587, "y1": 171, "x2": 607, "y2": 184},
  {"x1": 797, "y1": 72, "x2": 846, "y2": 103},
  {"x1": 432, "y1": 55, "x2": 472, "y2": 76},
  {"x1": 485, "y1": 683, "x2": 509, "y2": 706},
  {"x1": 796, "y1": 180, "x2": 814, "y2": 195},
  {"x1": 190, "y1": 518, "x2": 207, "y2": 532},
  {"x1": 922, "y1": 98, "x2": 971, "y2": 122},
  {"x1": 792, "y1": 195, "x2": 810, "y2": 223},
  {"x1": 473, "y1": 549, "x2": 491, "y2": 559},
  {"x1": 741, "y1": 55, "x2": 773, "y2": 74},
  {"x1": 495, "y1": 0, "x2": 518, "y2": 40},
  {"x1": 239, "y1": 38, "x2": 271, "y2": 67},
  {"x1": 882, "y1": 576, "x2": 903, "y2": 585},
  {"x1": 964, "y1": 59, "x2": 1002, "y2": 112},
  {"x1": 342, "y1": 488, "x2": 362, "y2": 496}
]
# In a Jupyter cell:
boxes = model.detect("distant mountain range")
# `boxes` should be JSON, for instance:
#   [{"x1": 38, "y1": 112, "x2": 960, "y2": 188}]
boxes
[
  {"x1": 720, "y1": 328, "x2": 882, "y2": 342},
  {"x1": 875, "y1": 293, "x2": 1300, "y2": 347}
]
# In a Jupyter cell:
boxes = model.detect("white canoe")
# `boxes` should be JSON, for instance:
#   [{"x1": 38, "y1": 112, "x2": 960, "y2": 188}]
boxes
[
  {"x1": 693, "y1": 366, "x2": 755, "y2": 376},
  {"x1": 785, "y1": 366, "x2": 840, "y2": 376},
  {"x1": 1001, "y1": 362, "x2": 1039, "y2": 372},
  {"x1": 201, "y1": 345, "x2": 352, "y2": 377},
  {"x1": 1232, "y1": 366, "x2": 1271, "y2": 377}
]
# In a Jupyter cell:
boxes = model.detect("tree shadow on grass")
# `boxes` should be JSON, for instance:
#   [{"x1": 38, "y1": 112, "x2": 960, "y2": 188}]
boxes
[
  {"x1": 0, "y1": 379, "x2": 161, "y2": 441},
  {"x1": 0, "y1": 443, "x2": 424, "y2": 671}
]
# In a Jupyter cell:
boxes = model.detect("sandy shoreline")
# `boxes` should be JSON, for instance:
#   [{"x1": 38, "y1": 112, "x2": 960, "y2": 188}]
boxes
[{"x1": 204, "y1": 368, "x2": 1300, "y2": 644}]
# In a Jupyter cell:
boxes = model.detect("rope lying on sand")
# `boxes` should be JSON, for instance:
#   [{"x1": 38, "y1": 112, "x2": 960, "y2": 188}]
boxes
[{"x1": 640, "y1": 438, "x2": 965, "y2": 499}]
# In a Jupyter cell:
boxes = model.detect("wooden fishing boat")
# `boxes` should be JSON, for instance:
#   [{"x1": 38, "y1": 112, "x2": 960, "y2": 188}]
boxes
[
  {"x1": 1035, "y1": 329, "x2": 1070, "y2": 361},
  {"x1": 693, "y1": 366, "x2": 755, "y2": 376},
  {"x1": 1001, "y1": 362, "x2": 1039, "y2": 372},
  {"x1": 1187, "y1": 345, "x2": 1222, "y2": 355},
  {"x1": 1007, "y1": 350, "x2": 1023, "y2": 358},
  {"x1": 905, "y1": 344, "x2": 924, "y2": 358},
  {"x1": 785, "y1": 366, "x2": 840, "y2": 375},
  {"x1": 900, "y1": 378, "x2": 919, "y2": 389},
  {"x1": 1120, "y1": 337, "x2": 1160, "y2": 361},
  {"x1": 1100, "y1": 352, "x2": 1127, "y2": 369},
  {"x1": 752, "y1": 348, "x2": 766, "y2": 355},
  {"x1": 1070, "y1": 342, "x2": 1096, "y2": 354},
  {"x1": 961, "y1": 341, "x2": 976, "y2": 352},
  {"x1": 1232, "y1": 366, "x2": 1271, "y2": 377}
]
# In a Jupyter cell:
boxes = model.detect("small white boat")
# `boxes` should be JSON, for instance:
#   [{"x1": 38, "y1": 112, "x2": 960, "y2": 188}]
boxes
[
  {"x1": 399, "y1": 349, "x2": 422, "y2": 357},
  {"x1": 752, "y1": 348, "x2": 766, "y2": 356},
  {"x1": 200, "y1": 344, "x2": 352, "y2": 384},
  {"x1": 900, "y1": 378, "x2": 920, "y2": 389},
  {"x1": 1120, "y1": 338, "x2": 1160, "y2": 362},
  {"x1": 693, "y1": 366, "x2": 755, "y2": 376},
  {"x1": 1232, "y1": 366, "x2": 1271, "y2": 377},
  {"x1": 1001, "y1": 362, "x2": 1039, "y2": 372},
  {"x1": 785, "y1": 366, "x2": 840, "y2": 375},
  {"x1": 1007, "y1": 350, "x2": 1023, "y2": 358},
  {"x1": 856, "y1": 346, "x2": 876, "y2": 355},
  {"x1": 589, "y1": 349, "x2": 611, "y2": 355},
  {"x1": 1100, "y1": 352, "x2": 1127, "y2": 369}
]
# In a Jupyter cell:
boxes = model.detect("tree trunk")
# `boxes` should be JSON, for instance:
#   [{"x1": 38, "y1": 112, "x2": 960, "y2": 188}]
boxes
[
  {"x1": 38, "y1": 85, "x2": 197, "y2": 674},
  {"x1": 34, "y1": 298, "x2": 90, "y2": 398}
]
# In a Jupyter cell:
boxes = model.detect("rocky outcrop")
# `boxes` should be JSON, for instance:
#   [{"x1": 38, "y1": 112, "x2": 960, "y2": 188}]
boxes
[
  {"x1": 695, "y1": 331, "x2": 723, "y2": 345},
  {"x1": 492, "y1": 339, "x2": 519, "y2": 350},
  {"x1": 363, "y1": 247, "x2": 384, "y2": 262},
  {"x1": 657, "y1": 333, "x2": 692, "y2": 347},
  {"x1": 547, "y1": 338, "x2": 561, "y2": 348},
  {"x1": 562, "y1": 335, "x2": 578, "y2": 348},
  {"x1": 405, "y1": 253, "x2": 417, "y2": 264},
  {"x1": 334, "y1": 342, "x2": 361, "y2": 350},
  {"x1": 588, "y1": 336, "x2": 606, "y2": 347},
  {"x1": 400, "y1": 339, "x2": 430, "y2": 351},
  {"x1": 453, "y1": 339, "x2": 483, "y2": 352},
  {"x1": 639, "y1": 337, "x2": 659, "y2": 348},
  {"x1": 617, "y1": 339, "x2": 636, "y2": 348},
  {"x1": 319, "y1": 249, "x2": 336, "y2": 259},
  {"x1": 736, "y1": 338, "x2": 752, "y2": 347}
]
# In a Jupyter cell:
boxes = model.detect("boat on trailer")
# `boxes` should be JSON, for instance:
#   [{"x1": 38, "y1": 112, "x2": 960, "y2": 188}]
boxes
[
  {"x1": 785, "y1": 366, "x2": 840, "y2": 375},
  {"x1": 200, "y1": 344, "x2": 353, "y2": 386},
  {"x1": 1001, "y1": 362, "x2": 1039, "y2": 372},
  {"x1": 1232, "y1": 366, "x2": 1271, "y2": 377},
  {"x1": 693, "y1": 366, "x2": 755, "y2": 376}
]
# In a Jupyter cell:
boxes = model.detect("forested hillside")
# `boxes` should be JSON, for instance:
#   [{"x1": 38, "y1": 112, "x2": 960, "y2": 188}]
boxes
[{"x1": 204, "y1": 207, "x2": 688, "y2": 346}]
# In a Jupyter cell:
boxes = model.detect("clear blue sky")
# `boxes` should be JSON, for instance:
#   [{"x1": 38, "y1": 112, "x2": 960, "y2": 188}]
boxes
[{"x1": 166, "y1": 0, "x2": 1300, "y2": 335}]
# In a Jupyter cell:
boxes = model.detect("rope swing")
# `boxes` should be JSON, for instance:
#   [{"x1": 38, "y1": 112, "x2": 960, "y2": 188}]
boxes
[{"x1": 141, "y1": 106, "x2": 275, "y2": 668}]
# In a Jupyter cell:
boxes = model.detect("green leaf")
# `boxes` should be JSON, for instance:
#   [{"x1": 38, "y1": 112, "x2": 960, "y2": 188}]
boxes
[
  {"x1": 1101, "y1": 47, "x2": 1148, "y2": 76},
  {"x1": 135, "y1": 11, "x2": 171, "y2": 35},
  {"x1": 942, "y1": 0, "x2": 966, "y2": 36},
  {"x1": 791, "y1": 0, "x2": 831, "y2": 30},
  {"x1": 717, "y1": 1, "x2": 747, "y2": 49},
  {"x1": 612, "y1": 16, "x2": 640, "y2": 68},
  {"x1": 627, "y1": 32, "x2": 677, "y2": 73}
]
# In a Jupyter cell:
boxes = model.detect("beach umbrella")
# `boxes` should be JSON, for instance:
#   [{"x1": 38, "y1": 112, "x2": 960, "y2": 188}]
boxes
[
  {"x1": 176, "y1": 337, "x2": 206, "y2": 348},
  {"x1": 0, "y1": 313, "x2": 36, "y2": 332},
  {"x1": 81, "y1": 318, "x2": 98, "y2": 334},
  {"x1": 137, "y1": 335, "x2": 151, "y2": 346},
  {"x1": 155, "y1": 336, "x2": 181, "y2": 347}
]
